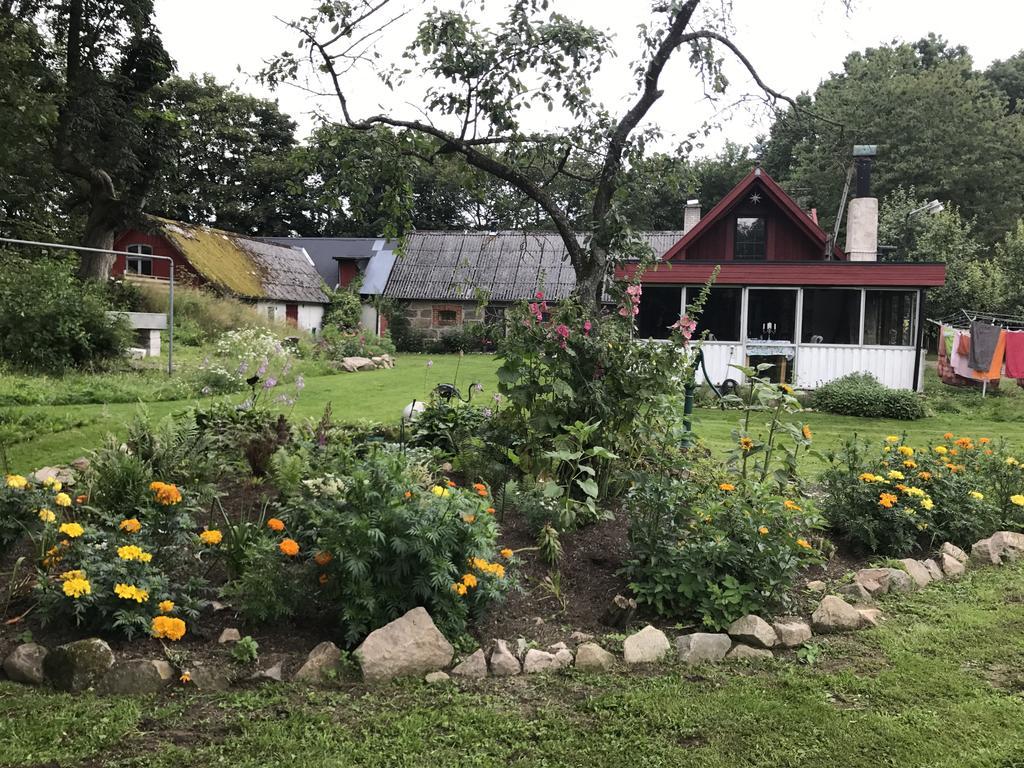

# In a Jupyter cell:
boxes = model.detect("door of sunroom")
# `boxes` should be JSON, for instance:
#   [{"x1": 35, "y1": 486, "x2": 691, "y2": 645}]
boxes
[{"x1": 745, "y1": 288, "x2": 797, "y2": 384}]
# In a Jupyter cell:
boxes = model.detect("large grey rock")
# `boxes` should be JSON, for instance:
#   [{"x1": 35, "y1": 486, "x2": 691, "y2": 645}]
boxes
[
  {"x1": 941, "y1": 552, "x2": 966, "y2": 579},
  {"x1": 991, "y1": 531, "x2": 1024, "y2": 561},
  {"x1": 971, "y1": 538, "x2": 1002, "y2": 566},
  {"x1": 899, "y1": 559, "x2": 933, "y2": 589},
  {"x1": 922, "y1": 559, "x2": 944, "y2": 582},
  {"x1": 3, "y1": 643, "x2": 48, "y2": 685},
  {"x1": 837, "y1": 582, "x2": 875, "y2": 603},
  {"x1": 854, "y1": 567, "x2": 914, "y2": 596},
  {"x1": 294, "y1": 641, "x2": 342, "y2": 682},
  {"x1": 547, "y1": 641, "x2": 568, "y2": 653},
  {"x1": 341, "y1": 356, "x2": 377, "y2": 372},
  {"x1": 675, "y1": 633, "x2": 731, "y2": 664},
  {"x1": 725, "y1": 644, "x2": 773, "y2": 661},
  {"x1": 451, "y1": 649, "x2": 487, "y2": 679},
  {"x1": 772, "y1": 620, "x2": 813, "y2": 648},
  {"x1": 574, "y1": 643, "x2": 616, "y2": 672},
  {"x1": 188, "y1": 665, "x2": 231, "y2": 691},
  {"x1": 98, "y1": 659, "x2": 171, "y2": 695},
  {"x1": 33, "y1": 466, "x2": 74, "y2": 486},
  {"x1": 940, "y1": 542, "x2": 969, "y2": 564},
  {"x1": 218, "y1": 628, "x2": 241, "y2": 644},
  {"x1": 489, "y1": 640, "x2": 521, "y2": 676},
  {"x1": 43, "y1": 638, "x2": 114, "y2": 692},
  {"x1": 152, "y1": 659, "x2": 174, "y2": 682},
  {"x1": 811, "y1": 596, "x2": 863, "y2": 634},
  {"x1": 727, "y1": 615, "x2": 777, "y2": 649},
  {"x1": 354, "y1": 607, "x2": 454, "y2": 683},
  {"x1": 523, "y1": 649, "x2": 561, "y2": 674},
  {"x1": 623, "y1": 625, "x2": 670, "y2": 664}
]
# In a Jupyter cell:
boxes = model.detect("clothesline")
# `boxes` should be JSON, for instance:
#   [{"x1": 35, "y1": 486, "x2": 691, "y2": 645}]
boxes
[
  {"x1": 933, "y1": 312, "x2": 1024, "y2": 397},
  {"x1": 928, "y1": 309, "x2": 1024, "y2": 331}
]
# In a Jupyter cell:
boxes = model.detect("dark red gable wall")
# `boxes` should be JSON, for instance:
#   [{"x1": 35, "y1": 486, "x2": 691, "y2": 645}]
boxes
[
  {"x1": 338, "y1": 260, "x2": 359, "y2": 288},
  {"x1": 112, "y1": 229, "x2": 203, "y2": 284}
]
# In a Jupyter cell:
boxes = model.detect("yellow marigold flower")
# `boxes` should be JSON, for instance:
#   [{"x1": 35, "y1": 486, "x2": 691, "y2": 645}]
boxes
[
  {"x1": 739, "y1": 436, "x2": 754, "y2": 452},
  {"x1": 1011, "y1": 494, "x2": 1024, "y2": 506},
  {"x1": 898, "y1": 446, "x2": 914, "y2": 457},
  {"x1": 431, "y1": 485, "x2": 450, "y2": 498},
  {"x1": 198, "y1": 529, "x2": 222, "y2": 546},
  {"x1": 117, "y1": 545, "x2": 153, "y2": 562},
  {"x1": 802, "y1": 424, "x2": 813, "y2": 440},
  {"x1": 179, "y1": 672, "x2": 191, "y2": 684},
  {"x1": 43, "y1": 476, "x2": 62, "y2": 491},
  {"x1": 758, "y1": 526, "x2": 769, "y2": 536},
  {"x1": 904, "y1": 487, "x2": 926, "y2": 498},
  {"x1": 54, "y1": 492, "x2": 72, "y2": 507},
  {"x1": 858, "y1": 472, "x2": 883, "y2": 483},
  {"x1": 314, "y1": 551, "x2": 333, "y2": 567},
  {"x1": 267, "y1": 517, "x2": 285, "y2": 532},
  {"x1": 934, "y1": 446, "x2": 948, "y2": 455},
  {"x1": 796, "y1": 538, "x2": 812, "y2": 550},
  {"x1": 920, "y1": 498, "x2": 935, "y2": 511},
  {"x1": 279, "y1": 538, "x2": 300, "y2": 557},
  {"x1": 158, "y1": 600, "x2": 175, "y2": 614},
  {"x1": 461, "y1": 573, "x2": 478, "y2": 589},
  {"x1": 719, "y1": 483, "x2": 736, "y2": 492},
  {"x1": 58, "y1": 521, "x2": 84, "y2": 538},
  {"x1": 60, "y1": 569, "x2": 84, "y2": 581},
  {"x1": 463, "y1": 514, "x2": 477, "y2": 524},
  {"x1": 943, "y1": 432, "x2": 954, "y2": 440},
  {"x1": 783, "y1": 500, "x2": 801, "y2": 511},
  {"x1": 903, "y1": 460, "x2": 917, "y2": 469},
  {"x1": 1007, "y1": 457, "x2": 1020, "y2": 466},
  {"x1": 114, "y1": 583, "x2": 150, "y2": 603},
  {"x1": 887, "y1": 470, "x2": 905, "y2": 480},
  {"x1": 153, "y1": 483, "x2": 182, "y2": 506},
  {"x1": 917, "y1": 522, "x2": 929, "y2": 531},
  {"x1": 5, "y1": 474, "x2": 28, "y2": 489},
  {"x1": 780, "y1": 383, "x2": 794, "y2": 394},
  {"x1": 151, "y1": 615, "x2": 187, "y2": 641},
  {"x1": 885, "y1": 435, "x2": 900, "y2": 443},
  {"x1": 969, "y1": 491, "x2": 984, "y2": 500},
  {"x1": 451, "y1": 582, "x2": 468, "y2": 596},
  {"x1": 500, "y1": 548, "x2": 514, "y2": 559},
  {"x1": 119, "y1": 518, "x2": 141, "y2": 534},
  {"x1": 38, "y1": 508, "x2": 56, "y2": 523},
  {"x1": 878, "y1": 492, "x2": 898, "y2": 509},
  {"x1": 62, "y1": 577, "x2": 91, "y2": 599}
]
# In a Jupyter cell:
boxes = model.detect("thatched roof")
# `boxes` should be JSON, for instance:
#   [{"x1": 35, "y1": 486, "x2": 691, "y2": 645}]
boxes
[
  {"x1": 383, "y1": 231, "x2": 685, "y2": 302},
  {"x1": 150, "y1": 217, "x2": 329, "y2": 304}
]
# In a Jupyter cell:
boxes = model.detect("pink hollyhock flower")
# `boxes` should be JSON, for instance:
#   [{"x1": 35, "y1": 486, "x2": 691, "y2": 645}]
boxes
[
  {"x1": 555, "y1": 324, "x2": 570, "y2": 339},
  {"x1": 583, "y1": 320, "x2": 592, "y2": 335},
  {"x1": 535, "y1": 291, "x2": 544, "y2": 300},
  {"x1": 670, "y1": 314, "x2": 697, "y2": 340}
]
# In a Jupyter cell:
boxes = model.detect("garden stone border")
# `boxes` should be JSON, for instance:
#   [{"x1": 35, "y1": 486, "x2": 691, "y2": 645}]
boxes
[{"x1": 5, "y1": 533, "x2": 1021, "y2": 695}]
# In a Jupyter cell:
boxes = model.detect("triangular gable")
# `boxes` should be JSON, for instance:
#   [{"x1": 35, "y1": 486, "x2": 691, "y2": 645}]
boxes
[{"x1": 661, "y1": 167, "x2": 844, "y2": 261}]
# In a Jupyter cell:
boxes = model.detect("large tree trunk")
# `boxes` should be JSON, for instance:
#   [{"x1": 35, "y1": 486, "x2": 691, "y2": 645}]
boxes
[
  {"x1": 69, "y1": 165, "x2": 120, "y2": 279},
  {"x1": 575, "y1": 248, "x2": 607, "y2": 314}
]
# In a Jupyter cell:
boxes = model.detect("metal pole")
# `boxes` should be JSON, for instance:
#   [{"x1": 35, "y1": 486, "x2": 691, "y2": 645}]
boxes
[{"x1": 0, "y1": 236, "x2": 176, "y2": 376}]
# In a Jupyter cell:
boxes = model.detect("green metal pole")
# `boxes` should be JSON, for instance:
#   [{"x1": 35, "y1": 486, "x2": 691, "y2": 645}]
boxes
[{"x1": 682, "y1": 379, "x2": 695, "y2": 448}]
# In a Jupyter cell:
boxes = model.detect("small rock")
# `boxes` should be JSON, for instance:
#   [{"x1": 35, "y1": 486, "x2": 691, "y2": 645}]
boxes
[
  {"x1": 523, "y1": 649, "x2": 561, "y2": 674},
  {"x1": 726, "y1": 644, "x2": 773, "y2": 661},
  {"x1": 354, "y1": 607, "x2": 454, "y2": 683},
  {"x1": 837, "y1": 582, "x2": 875, "y2": 603},
  {"x1": 547, "y1": 641, "x2": 568, "y2": 653},
  {"x1": 515, "y1": 638, "x2": 529, "y2": 660},
  {"x1": 675, "y1": 633, "x2": 731, "y2": 664},
  {"x1": 553, "y1": 648, "x2": 574, "y2": 668},
  {"x1": 70, "y1": 457, "x2": 90, "y2": 472},
  {"x1": 294, "y1": 641, "x2": 342, "y2": 682},
  {"x1": 252, "y1": 662, "x2": 283, "y2": 683},
  {"x1": 152, "y1": 660, "x2": 175, "y2": 682},
  {"x1": 806, "y1": 580, "x2": 827, "y2": 593},
  {"x1": 971, "y1": 538, "x2": 1002, "y2": 566},
  {"x1": 727, "y1": 615, "x2": 778, "y2": 649},
  {"x1": 940, "y1": 542, "x2": 969, "y2": 564},
  {"x1": 451, "y1": 649, "x2": 487, "y2": 679},
  {"x1": 33, "y1": 466, "x2": 74, "y2": 486},
  {"x1": 623, "y1": 625, "x2": 670, "y2": 664},
  {"x1": 43, "y1": 638, "x2": 115, "y2": 692},
  {"x1": 98, "y1": 660, "x2": 171, "y2": 695},
  {"x1": 574, "y1": 643, "x2": 615, "y2": 672},
  {"x1": 209, "y1": 600, "x2": 229, "y2": 612},
  {"x1": 941, "y1": 552, "x2": 966, "y2": 579},
  {"x1": 188, "y1": 665, "x2": 231, "y2": 691},
  {"x1": 772, "y1": 620, "x2": 813, "y2": 648},
  {"x1": 424, "y1": 671, "x2": 450, "y2": 684},
  {"x1": 218, "y1": 628, "x2": 242, "y2": 644},
  {"x1": 2, "y1": 643, "x2": 48, "y2": 685},
  {"x1": 489, "y1": 640, "x2": 521, "y2": 676},
  {"x1": 857, "y1": 608, "x2": 884, "y2": 628},
  {"x1": 600, "y1": 594, "x2": 637, "y2": 628},
  {"x1": 569, "y1": 631, "x2": 593, "y2": 645},
  {"x1": 811, "y1": 596, "x2": 862, "y2": 634},
  {"x1": 922, "y1": 559, "x2": 944, "y2": 582},
  {"x1": 899, "y1": 559, "x2": 933, "y2": 589},
  {"x1": 855, "y1": 567, "x2": 914, "y2": 596},
  {"x1": 533, "y1": 616, "x2": 545, "y2": 626}
]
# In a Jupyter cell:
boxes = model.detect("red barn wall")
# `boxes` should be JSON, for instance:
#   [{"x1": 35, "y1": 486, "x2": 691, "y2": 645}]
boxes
[
  {"x1": 338, "y1": 260, "x2": 360, "y2": 288},
  {"x1": 112, "y1": 230, "x2": 202, "y2": 284}
]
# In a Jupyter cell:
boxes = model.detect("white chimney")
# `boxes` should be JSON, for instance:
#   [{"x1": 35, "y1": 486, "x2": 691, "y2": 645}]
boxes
[
  {"x1": 683, "y1": 199, "x2": 701, "y2": 234},
  {"x1": 844, "y1": 145, "x2": 878, "y2": 261}
]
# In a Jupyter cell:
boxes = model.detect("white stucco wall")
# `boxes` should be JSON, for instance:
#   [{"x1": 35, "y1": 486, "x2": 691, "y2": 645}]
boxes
[{"x1": 253, "y1": 301, "x2": 325, "y2": 333}]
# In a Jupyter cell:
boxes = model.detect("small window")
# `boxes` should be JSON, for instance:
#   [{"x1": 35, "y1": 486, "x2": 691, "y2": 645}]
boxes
[
  {"x1": 747, "y1": 289, "x2": 797, "y2": 342},
  {"x1": 734, "y1": 217, "x2": 766, "y2": 260},
  {"x1": 125, "y1": 243, "x2": 153, "y2": 276},
  {"x1": 801, "y1": 289, "x2": 861, "y2": 344},
  {"x1": 126, "y1": 243, "x2": 153, "y2": 255},
  {"x1": 864, "y1": 290, "x2": 916, "y2": 346},
  {"x1": 433, "y1": 305, "x2": 462, "y2": 328},
  {"x1": 484, "y1": 305, "x2": 506, "y2": 326}
]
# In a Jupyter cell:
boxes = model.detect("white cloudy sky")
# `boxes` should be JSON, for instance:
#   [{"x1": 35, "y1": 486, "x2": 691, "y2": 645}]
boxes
[{"x1": 154, "y1": 0, "x2": 1017, "y2": 155}]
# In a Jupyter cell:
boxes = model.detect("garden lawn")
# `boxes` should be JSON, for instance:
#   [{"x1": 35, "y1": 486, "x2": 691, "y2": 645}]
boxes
[
  {"x1": 4, "y1": 563, "x2": 1024, "y2": 767},
  {"x1": 5, "y1": 354, "x2": 1024, "y2": 471}
]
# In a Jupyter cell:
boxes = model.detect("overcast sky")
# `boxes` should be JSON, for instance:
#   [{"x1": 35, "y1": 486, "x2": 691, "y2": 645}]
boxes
[{"x1": 154, "y1": 0, "x2": 1016, "y2": 156}]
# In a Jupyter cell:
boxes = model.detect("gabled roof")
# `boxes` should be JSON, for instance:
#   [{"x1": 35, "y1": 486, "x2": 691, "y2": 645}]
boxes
[
  {"x1": 148, "y1": 217, "x2": 329, "y2": 304},
  {"x1": 660, "y1": 167, "x2": 844, "y2": 261},
  {"x1": 262, "y1": 236, "x2": 397, "y2": 287},
  {"x1": 383, "y1": 230, "x2": 684, "y2": 302}
]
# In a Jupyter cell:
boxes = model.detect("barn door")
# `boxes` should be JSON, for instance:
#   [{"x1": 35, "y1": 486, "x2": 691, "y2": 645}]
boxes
[{"x1": 285, "y1": 303, "x2": 299, "y2": 326}]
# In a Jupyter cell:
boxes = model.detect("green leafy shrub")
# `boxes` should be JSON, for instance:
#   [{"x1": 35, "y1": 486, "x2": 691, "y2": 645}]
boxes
[
  {"x1": 322, "y1": 288, "x2": 363, "y2": 330},
  {"x1": 820, "y1": 432, "x2": 1024, "y2": 554},
  {"x1": 812, "y1": 372, "x2": 926, "y2": 420},
  {"x1": 138, "y1": 282, "x2": 278, "y2": 346},
  {"x1": 0, "y1": 255, "x2": 130, "y2": 372},
  {"x1": 315, "y1": 326, "x2": 396, "y2": 360},
  {"x1": 410, "y1": 399, "x2": 489, "y2": 456}
]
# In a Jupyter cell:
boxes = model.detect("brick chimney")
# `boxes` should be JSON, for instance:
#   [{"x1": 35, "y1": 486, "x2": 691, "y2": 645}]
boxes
[
  {"x1": 683, "y1": 199, "x2": 701, "y2": 234},
  {"x1": 844, "y1": 145, "x2": 878, "y2": 261}
]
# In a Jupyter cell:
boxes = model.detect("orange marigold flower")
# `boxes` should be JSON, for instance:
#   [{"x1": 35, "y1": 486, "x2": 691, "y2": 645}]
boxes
[
  {"x1": 158, "y1": 600, "x2": 175, "y2": 614},
  {"x1": 802, "y1": 424, "x2": 813, "y2": 440},
  {"x1": 404, "y1": 490, "x2": 412, "y2": 499},
  {"x1": 500, "y1": 548, "x2": 514, "y2": 559},
  {"x1": 980, "y1": 437, "x2": 991, "y2": 444},
  {"x1": 451, "y1": 582, "x2": 468, "y2": 596},
  {"x1": 783, "y1": 500, "x2": 801, "y2": 511},
  {"x1": 279, "y1": 538, "x2": 300, "y2": 557},
  {"x1": 796, "y1": 538, "x2": 812, "y2": 550},
  {"x1": 267, "y1": 517, "x2": 285, "y2": 532},
  {"x1": 75, "y1": 494, "x2": 87, "y2": 505},
  {"x1": 314, "y1": 551, "x2": 333, "y2": 566},
  {"x1": 943, "y1": 432, "x2": 954, "y2": 440},
  {"x1": 151, "y1": 615, "x2": 187, "y2": 641},
  {"x1": 318, "y1": 573, "x2": 329, "y2": 586},
  {"x1": 179, "y1": 672, "x2": 191, "y2": 684},
  {"x1": 473, "y1": 483, "x2": 488, "y2": 495},
  {"x1": 446, "y1": 480, "x2": 457, "y2": 488},
  {"x1": 198, "y1": 529, "x2": 222, "y2": 546},
  {"x1": 461, "y1": 573, "x2": 478, "y2": 588},
  {"x1": 119, "y1": 518, "x2": 141, "y2": 534},
  {"x1": 918, "y1": 471, "x2": 933, "y2": 481},
  {"x1": 719, "y1": 483, "x2": 736, "y2": 492},
  {"x1": 485, "y1": 507, "x2": 496, "y2": 514},
  {"x1": 878, "y1": 492, "x2": 898, "y2": 509},
  {"x1": 152, "y1": 482, "x2": 182, "y2": 505},
  {"x1": 739, "y1": 436, "x2": 754, "y2": 452},
  {"x1": 758, "y1": 526, "x2": 769, "y2": 536},
  {"x1": 464, "y1": 514, "x2": 477, "y2": 524}
]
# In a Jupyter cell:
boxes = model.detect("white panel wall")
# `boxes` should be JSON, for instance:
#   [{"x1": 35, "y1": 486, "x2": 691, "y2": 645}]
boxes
[
  {"x1": 297, "y1": 304, "x2": 324, "y2": 333},
  {"x1": 795, "y1": 345, "x2": 917, "y2": 390},
  {"x1": 699, "y1": 342, "x2": 747, "y2": 386}
]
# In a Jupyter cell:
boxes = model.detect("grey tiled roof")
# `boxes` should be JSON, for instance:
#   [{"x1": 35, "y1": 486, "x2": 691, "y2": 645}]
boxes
[{"x1": 262, "y1": 237, "x2": 393, "y2": 287}]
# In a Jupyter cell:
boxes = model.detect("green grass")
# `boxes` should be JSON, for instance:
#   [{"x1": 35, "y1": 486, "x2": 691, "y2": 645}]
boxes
[
  {"x1": 5, "y1": 354, "x2": 1024, "y2": 472},
  {"x1": 4, "y1": 563, "x2": 1024, "y2": 767}
]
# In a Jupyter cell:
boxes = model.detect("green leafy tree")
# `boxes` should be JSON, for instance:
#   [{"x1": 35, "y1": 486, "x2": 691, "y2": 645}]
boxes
[
  {"x1": 985, "y1": 50, "x2": 1024, "y2": 114},
  {"x1": 995, "y1": 221, "x2": 1024, "y2": 317}
]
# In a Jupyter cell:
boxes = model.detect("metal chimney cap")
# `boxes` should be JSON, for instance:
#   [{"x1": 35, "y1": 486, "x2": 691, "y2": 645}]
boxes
[
  {"x1": 852, "y1": 144, "x2": 877, "y2": 157},
  {"x1": 685, "y1": 199, "x2": 700, "y2": 206}
]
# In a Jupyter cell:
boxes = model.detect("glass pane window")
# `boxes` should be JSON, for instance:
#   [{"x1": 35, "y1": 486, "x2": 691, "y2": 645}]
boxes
[
  {"x1": 747, "y1": 289, "x2": 797, "y2": 342},
  {"x1": 734, "y1": 217, "x2": 766, "y2": 260},
  {"x1": 693, "y1": 287, "x2": 741, "y2": 341},
  {"x1": 126, "y1": 244, "x2": 153, "y2": 255},
  {"x1": 801, "y1": 289, "x2": 861, "y2": 344},
  {"x1": 635, "y1": 286, "x2": 681, "y2": 339},
  {"x1": 864, "y1": 290, "x2": 916, "y2": 346},
  {"x1": 126, "y1": 257, "x2": 152, "y2": 276}
]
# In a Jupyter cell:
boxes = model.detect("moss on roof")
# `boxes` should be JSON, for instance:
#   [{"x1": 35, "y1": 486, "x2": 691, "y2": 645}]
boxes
[{"x1": 151, "y1": 216, "x2": 266, "y2": 299}]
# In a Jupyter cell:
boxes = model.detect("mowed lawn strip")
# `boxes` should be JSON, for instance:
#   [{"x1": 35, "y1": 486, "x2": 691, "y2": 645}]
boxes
[
  {"x1": 3, "y1": 564, "x2": 1024, "y2": 767},
  {"x1": 5, "y1": 354, "x2": 1024, "y2": 470}
]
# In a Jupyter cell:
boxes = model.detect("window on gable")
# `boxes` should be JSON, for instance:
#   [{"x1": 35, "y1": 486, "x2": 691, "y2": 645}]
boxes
[
  {"x1": 125, "y1": 243, "x2": 153, "y2": 276},
  {"x1": 734, "y1": 217, "x2": 766, "y2": 260}
]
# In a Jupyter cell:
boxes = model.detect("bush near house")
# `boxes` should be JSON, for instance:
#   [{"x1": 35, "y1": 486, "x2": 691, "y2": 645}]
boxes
[
  {"x1": 813, "y1": 372, "x2": 927, "y2": 420},
  {"x1": 137, "y1": 282, "x2": 279, "y2": 347}
]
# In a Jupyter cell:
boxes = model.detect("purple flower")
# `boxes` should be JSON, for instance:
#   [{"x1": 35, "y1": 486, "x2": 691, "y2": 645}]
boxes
[
  {"x1": 482, "y1": 408, "x2": 493, "y2": 418},
  {"x1": 257, "y1": 357, "x2": 269, "y2": 376},
  {"x1": 473, "y1": 382, "x2": 484, "y2": 392},
  {"x1": 263, "y1": 377, "x2": 278, "y2": 390},
  {"x1": 295, "y1": 374, "x2": 305, "y2": 391},
  {"x1": 426, "y1": 359, "x2": 434, "y2": 368},
  {"x1": 493, "y1": 393, "x2": 502, "y2": 404},
  {"x1": 237, "y1": 361, "x2": 249, "y2": 375}
]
